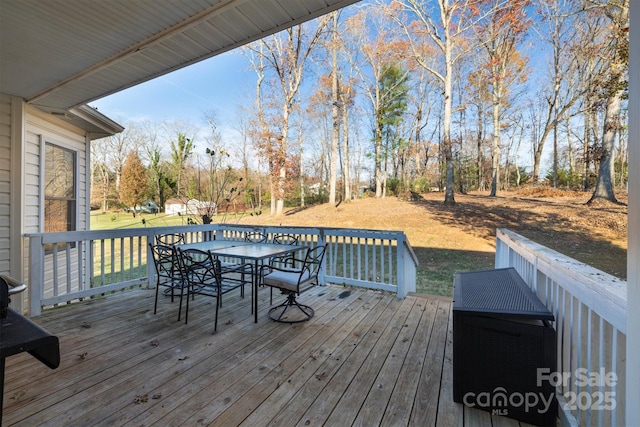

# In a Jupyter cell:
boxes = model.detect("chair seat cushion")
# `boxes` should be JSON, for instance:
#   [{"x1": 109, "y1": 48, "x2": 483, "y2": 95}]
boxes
[{"x1": 263, "y1": 270, "x2": 311, "y2": 293}]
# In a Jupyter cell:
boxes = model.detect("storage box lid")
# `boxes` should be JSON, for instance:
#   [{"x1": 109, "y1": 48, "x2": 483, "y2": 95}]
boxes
[{"x1": 453, "y1": 268, "x2": 554, "y2": 320}]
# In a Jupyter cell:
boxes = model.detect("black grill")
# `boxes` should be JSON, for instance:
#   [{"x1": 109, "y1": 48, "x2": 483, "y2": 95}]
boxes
[{"x1": 1, "y1": 275, "x2": 60, "y2": 426}]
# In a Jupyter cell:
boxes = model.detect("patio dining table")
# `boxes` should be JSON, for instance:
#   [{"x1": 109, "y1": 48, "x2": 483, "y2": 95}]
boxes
[
  {"x1": 177, "y1": 239, "x2": 251, "y2": 252},
  {"x1": 208, "y1": 243, "x2": 308, "y2": 323},
  {"x1": 177, "y1": 240, "x2": 307, "y2": 323}
]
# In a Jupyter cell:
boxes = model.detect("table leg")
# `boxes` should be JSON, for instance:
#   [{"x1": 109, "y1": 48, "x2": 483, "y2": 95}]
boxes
[{"x1": 254, "y1": 260, "x2": 259, "y2": 323}]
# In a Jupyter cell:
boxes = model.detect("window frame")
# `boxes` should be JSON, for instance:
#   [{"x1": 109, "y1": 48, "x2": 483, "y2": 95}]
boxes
[{"x1": 42, "y1": 140, "x2": 78, "y2": 251}]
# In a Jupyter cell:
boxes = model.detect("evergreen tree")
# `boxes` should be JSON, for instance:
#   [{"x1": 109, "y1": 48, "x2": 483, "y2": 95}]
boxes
[{"x1": 375, "y1": 63, "x2": 409, "y2": 196}]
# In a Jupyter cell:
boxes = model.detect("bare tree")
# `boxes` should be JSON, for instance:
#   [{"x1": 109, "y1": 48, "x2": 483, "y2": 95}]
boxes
[
  {"x1": 329, "y1": 11, "x2": 340, "y2": 205},
  {"x1": 242, "y1": 42, "x2": 277, "y2": 214},
  {"x1": 466, "y1": 64, "x2": 492, "y2": 191},
  {"x1": 531, "y1": 0, "x2": 587, "y2": 183},
  {"x1": 474, "y1": 0, "x2": 530, "y2": 196},
  {"x1": 588, "y1": 0, "x2": 628, "y2": 204},
  {"x1": 341, "y1": 79, "x2": 356, "y2": 201},
  {"x1": 343, "y1": 6, "x2": 409, "y2": 198},
  {"x1": 90, "y1": 137, "x2": 112, "y2": 212},
  {"x1": 383, "y1": 0, "x2": 500, "y2": 205},
  {"x1": 246, "y1": 19, "x2": 329, "y2": 215},
  {"x1": 106, "y1": 122, "x2": 144, "y2": 194}
]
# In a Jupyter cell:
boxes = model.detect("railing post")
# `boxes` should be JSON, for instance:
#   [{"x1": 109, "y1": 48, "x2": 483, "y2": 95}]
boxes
[
  {"x1": 28, "y1": 235, "x2": 44, "y2": 316},
  {"x1": 147, "y1": 229, "x2": 156, "y2": 289},
  {"x1": 87, "y1": 238, "x2": 94, "y2": 289},
  {"x1": 495, "y1": 229, "x2": 507, "y2": 268},
  {"x1": 318, "y1": 229, "x2": 326, "y2": 285},
  {"x1": 396, "y1": 232, "x2": 406, "y2": 298}
]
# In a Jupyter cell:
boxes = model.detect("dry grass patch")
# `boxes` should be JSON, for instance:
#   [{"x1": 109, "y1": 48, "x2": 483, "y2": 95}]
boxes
[{"x1": 236, "y1": 189, "x2": 627, "y2": 296}]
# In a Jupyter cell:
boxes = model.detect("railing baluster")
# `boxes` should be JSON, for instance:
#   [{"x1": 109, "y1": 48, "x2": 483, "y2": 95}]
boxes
[
  {"x1": 100, "y1": 239, "x2": 105, "y2": 286},
  {"x1": 611, "y1": 328, "x2": 618, "y2": 427},
  {"x1": 77, "y1": 240, "x2": 84, "y2": 291},
  {"x1": 496, "y1": 228, "x2": 625, "y2": 426},
  {"x1": 27, "y1": 224, "x2": 418, "y2": 312},
  {"x1": 342, "y1": 236, "x2": 347, "y2": 279},
  {"x1": 349, "y1": 236, "x2": 354, "y2": 281},
  {"x1": 65, "y1": 242, "x2": 72, "y2": 295},
  {"x1": 128, "y1": 236, "x2": 133, "y2": 281},
  {"x1": 52, "y1": 244, "x2": 59, "y2": 298}
]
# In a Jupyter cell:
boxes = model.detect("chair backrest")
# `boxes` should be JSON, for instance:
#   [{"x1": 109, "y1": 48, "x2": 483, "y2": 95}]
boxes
[
  {"x1": 177, "y1": 248, "x2": 221, "y2": 289},
  {"x1": 245, "y1": 231, "x2": 267, "y2": 243},
  {"x1": 299, "y1": 245, "x2": 327, "y2": 286},
  {"x1": 272, "y1": 233, "x2": 299, "y2": 245},
  {"x1": 149, "y1": 243, "x2": 180, "y2": 280},
  {"x1": 156, "y1": 233, "x2": 185, "y2": 246}
]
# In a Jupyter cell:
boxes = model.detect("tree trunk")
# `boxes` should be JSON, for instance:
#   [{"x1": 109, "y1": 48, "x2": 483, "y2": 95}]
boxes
[
  {"x1": 329, "y1": 14, "x2": 339, "y2": 205},
  {"x1": 490, "y1": 88, "x2": 501, "y2": 197},
  {"x1": 588, "y1": 87, "x2": 621, "y2": 204},
  {"x1": 375, "y1": 119, "x2": 384, "y2": 198},
  {"x1": 477, "y1": 102, "x2": 484, "y2": 191},
  {"x1": 299, "y1": 121, "x2": 305, "y2": 208},
  {"x1": 342, "y1": 92, "x2": 351, "y2": 201},
  {"x1": 443, "y1": 43, "x2": 455, "y2": 206}
]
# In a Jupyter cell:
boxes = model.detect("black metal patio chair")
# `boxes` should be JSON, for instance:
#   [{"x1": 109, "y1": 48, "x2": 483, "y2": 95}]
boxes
[
  {"x1": 155, "y1": 233, "x2": 185, "y2": 246},
  {"x1": 245, "y1": 231, "x2": 267, "y2": 243},
  {"x1": 271, "y1": 233, "x2": 299, "y2": 245},
  {"x1": 149, "y1": 243, "x2": 187, "y2": 320},
  {"x1": 260, "y1": 245, "x2": 326, "y2": 323},
  {"x1": 177, "y1": 247, "x2": 249, "y2": 330}
]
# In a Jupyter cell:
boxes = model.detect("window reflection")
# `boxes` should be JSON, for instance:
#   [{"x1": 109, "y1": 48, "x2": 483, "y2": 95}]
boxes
[{"x1": 44, "y1": 143, "x2": 76, "y2": 252}]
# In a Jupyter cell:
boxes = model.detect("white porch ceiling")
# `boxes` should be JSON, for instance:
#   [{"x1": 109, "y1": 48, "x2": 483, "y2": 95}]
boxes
[{"x1": 0, "y1": 0, "x2": 359, "y2": 112}]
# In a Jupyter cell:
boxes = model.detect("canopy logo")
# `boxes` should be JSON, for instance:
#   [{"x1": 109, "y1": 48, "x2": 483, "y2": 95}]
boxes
[{"x1": 462, "y1": 387, "x2": 555, "y2": 415}]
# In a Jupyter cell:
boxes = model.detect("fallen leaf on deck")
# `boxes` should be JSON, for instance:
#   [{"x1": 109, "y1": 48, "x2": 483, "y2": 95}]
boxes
[
  {"x1": 81, "y1": 322, "x2": 91, "y2": 328},
  {"x1": 134, "y1": 394, "x2": 148, "y2": 404},
  {"x1": 10, "y1": 390, "x2": 25, "y2": 400}
]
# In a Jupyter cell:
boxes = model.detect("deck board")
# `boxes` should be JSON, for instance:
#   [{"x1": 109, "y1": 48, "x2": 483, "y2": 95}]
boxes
[{"x1": 2, "y1": 284, "x2": 543, "y2": 426}]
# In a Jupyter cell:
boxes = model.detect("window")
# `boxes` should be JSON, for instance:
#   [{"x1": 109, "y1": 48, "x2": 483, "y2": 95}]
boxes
[{"x1": 44, "y1": 143, "x2": 76, "y2": 237}]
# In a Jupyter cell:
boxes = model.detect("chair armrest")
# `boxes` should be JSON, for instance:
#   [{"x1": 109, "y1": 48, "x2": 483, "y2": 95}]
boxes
[
  {"x1": 260, "y1": 264, "x2": 300, "y2": 275},
  {"x1": 270, "y1": 255, "x2": 304, "y2": 268}
]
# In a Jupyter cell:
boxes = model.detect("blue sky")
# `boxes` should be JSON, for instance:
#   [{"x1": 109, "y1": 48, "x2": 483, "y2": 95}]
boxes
[
  {"x1": 89, "y1": 8, "x2": 556, "y2": 174},
  {"x1": 91, "y1": 51, "x2": 255, "y2": 138}
]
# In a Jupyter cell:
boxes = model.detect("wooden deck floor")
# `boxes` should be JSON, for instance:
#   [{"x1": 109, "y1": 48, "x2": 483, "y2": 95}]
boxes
[{"x1": 2, "y1": 284, "x2": 539, "y2": 426}]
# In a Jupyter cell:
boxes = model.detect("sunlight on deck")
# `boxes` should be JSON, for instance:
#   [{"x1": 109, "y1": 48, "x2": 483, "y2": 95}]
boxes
[{"x1": 2, "y1": 285, "x2": 537, "y2": 426}]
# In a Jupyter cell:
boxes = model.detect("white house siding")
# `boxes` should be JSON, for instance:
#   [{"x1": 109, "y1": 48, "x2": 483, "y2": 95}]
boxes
[
  {"x1": 22, "y1": 106, "x2": 90, "y2": 308},
  {"x1": 165, "y1": 198, "x2": 187, "y2": 215},
  {"x1": 0, "y1": 94, "x2": 12, "y2": 275}
]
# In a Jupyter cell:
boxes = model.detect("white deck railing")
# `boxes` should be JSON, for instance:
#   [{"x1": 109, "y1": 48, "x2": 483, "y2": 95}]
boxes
[
  {"x1": 496, "y1": 228, "x2": 626, "y2": 427},
  {"x1": 25, "y1": 224, "x2": 418, "y2": 316}
]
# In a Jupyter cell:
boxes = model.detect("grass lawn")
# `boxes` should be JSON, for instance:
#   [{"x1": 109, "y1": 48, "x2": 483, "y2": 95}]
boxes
[
  {"x1": 90, "y1": 211, "x2": 188, "y2": 230},
  {"x1": 89, "y1": 190, "x2": 626, "y2": 298}
]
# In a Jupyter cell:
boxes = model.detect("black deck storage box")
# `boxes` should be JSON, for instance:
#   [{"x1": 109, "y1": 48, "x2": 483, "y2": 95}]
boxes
[{"x1": 453, "y1": 268, "x2": 557, "y2": 426}]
